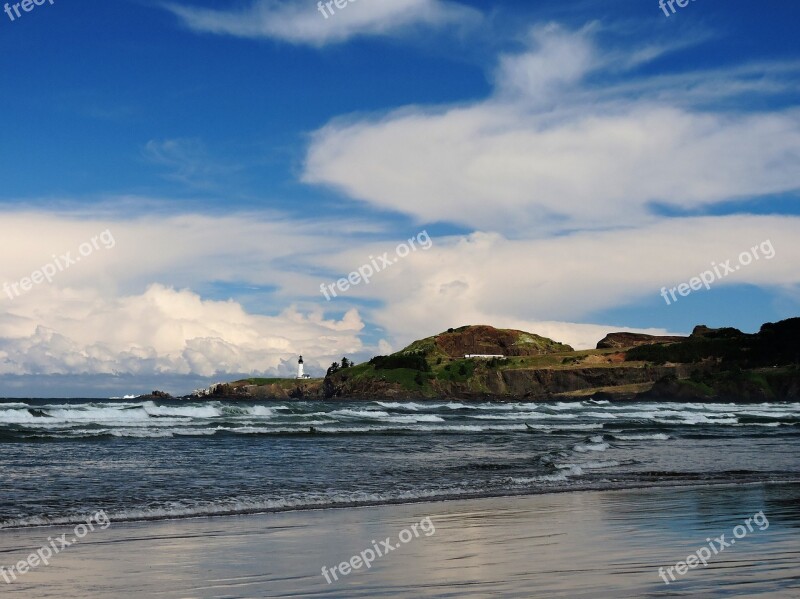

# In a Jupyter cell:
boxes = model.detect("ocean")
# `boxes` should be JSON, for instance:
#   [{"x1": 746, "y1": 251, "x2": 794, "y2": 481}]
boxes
[{"x1": 1, "y1": 398, "x2": 798, "y2": 529}]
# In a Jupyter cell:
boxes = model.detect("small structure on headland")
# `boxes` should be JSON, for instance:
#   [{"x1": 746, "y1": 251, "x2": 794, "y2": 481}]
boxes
[
  {"x1": 296, "y1": 355, "x2": 312, "y2": 379},
  {"x1": 464, "y1": 354, "x2": 505, "y2": 359},
  {"x1": 192, "y1": 383, "x2": 225, "y2": 397}
]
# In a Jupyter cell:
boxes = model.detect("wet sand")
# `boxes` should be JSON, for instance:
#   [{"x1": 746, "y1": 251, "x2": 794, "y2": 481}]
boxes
[{"x1": 1, "y1": 482, "x2": 799, "y2": 598}]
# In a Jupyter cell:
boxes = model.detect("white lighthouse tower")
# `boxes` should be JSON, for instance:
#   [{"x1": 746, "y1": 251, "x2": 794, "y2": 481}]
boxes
[{"x1": 296, "y1": 355, "x2": 305, "y2": 379}]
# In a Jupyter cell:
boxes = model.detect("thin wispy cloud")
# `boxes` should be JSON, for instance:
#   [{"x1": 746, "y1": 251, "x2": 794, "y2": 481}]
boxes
[
  {"x1": 143, "y1": 138, "x2": 243, "y2": 190},
  {"x1": 303, "y1": 25, "x2": 800, "y2": 235},
  {"x1": 162, "y1": 0, "x2": 481, "y2": 46}
]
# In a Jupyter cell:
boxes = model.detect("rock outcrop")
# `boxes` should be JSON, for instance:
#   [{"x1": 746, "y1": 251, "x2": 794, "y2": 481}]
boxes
[
  {"x1": 596, "y1": 332, "x2": 686, "y2": 349},
  {"x1": 204, "y1": 319, "x2": 800, "y2": 402},
  {"x1": 406, "y1": 325, "x2": 573, "y2": 358}
]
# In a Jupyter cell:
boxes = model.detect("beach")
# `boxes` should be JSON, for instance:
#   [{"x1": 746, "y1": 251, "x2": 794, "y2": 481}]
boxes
[
  {"x1": 2, "y1": 398, "x2": 798, "y2": 597},
  {"x1": 3, "y1": 0, "x2": 800, "y2": 595},
  {"x1": 1, "y1": 482, "x2": 798, "y2": 598}
]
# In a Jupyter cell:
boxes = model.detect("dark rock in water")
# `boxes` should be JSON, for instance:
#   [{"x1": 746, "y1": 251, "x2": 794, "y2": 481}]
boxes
[
  {"x1": 136, "y1": 390, "x2": 173, "y2": 400},
  {"x1": 27, "y1": 408, "x2": 51, "y2": 417}
]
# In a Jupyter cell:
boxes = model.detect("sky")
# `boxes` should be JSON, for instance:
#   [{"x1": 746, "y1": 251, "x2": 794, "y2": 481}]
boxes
[{"x1": 0, "y1": 0, "x2": 798, "y2": 396}]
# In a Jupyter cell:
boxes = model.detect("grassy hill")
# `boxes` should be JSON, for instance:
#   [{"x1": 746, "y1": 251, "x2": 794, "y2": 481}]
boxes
[
  {"x1": 401, "y1": 325, "x2": 573, "y2": 358},
  {"x1": 204, "y1": 320, "x2": 800, "y2": 401}
]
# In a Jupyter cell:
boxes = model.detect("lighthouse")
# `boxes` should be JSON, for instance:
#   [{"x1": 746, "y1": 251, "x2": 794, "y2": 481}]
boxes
[{"x1": 297, "y1": 355, "x2": 304, "y2": 379}]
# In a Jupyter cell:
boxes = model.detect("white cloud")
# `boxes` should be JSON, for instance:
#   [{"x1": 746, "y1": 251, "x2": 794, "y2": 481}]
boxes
[
  {"x1": 163, "y1": 0, "x2": 480, "y2": 46},
  {"x1": 493, "y1": 24, "x2": 596, "y2": 104},
  {"x1": 0, "y1": 209, "x2": 797, "y2": 378},
  {"x1": 0, "y1": 209, "x2": 375, "y2": 297},
  {"x1": 303, "y1": 26, "x2": 800, "y2": 234},
  {"x1": 0, "y1": 284, "x2": 364, "y2": 377},
  {"x1": 0, "y1": 210, "x2": 372, "y2": 377},
  {"x1": 314, "y1": 215, "x2": 800, "y2": 348}
]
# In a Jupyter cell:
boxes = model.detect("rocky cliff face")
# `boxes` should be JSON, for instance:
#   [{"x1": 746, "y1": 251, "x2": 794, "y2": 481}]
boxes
[
  {"x1": 322, "y1": 364, "x2": 685, "y2": 401},
  {"x1": 596, "y1": 332, "x2": 686, "y2": 349},
  {"x1": 204, "y1": 320, "x2": 800, "y2": 402},
  {"x1": 640, "y1": 369, "x2": 800, "y2": 401},
  {"x1": 192, "y1": 380, "x2": 324, "y2": 400},
  {"x1": 195, "y1": 363, "x2": 800, "y2": 402}
]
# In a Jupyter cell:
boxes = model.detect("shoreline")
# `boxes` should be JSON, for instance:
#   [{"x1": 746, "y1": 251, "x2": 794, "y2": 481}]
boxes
[
  {"x1": 4, "y1": 476, "x2": 798, "y2": 533},
  {"x1": 3, "y1": 395, "x2": 798, "y2": 404},
  {"x1": 2, "y1": 482, "x2": 797, "y2": 597}
]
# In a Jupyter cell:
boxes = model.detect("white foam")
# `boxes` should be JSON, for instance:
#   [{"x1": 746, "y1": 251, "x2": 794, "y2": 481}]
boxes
[
  {"x1": 376, "y1": 401, "x2": 420, "y2": 411},
  {"x1": 410, "y1": 424, "x2": 528, "y2": 432},
  {"x1": 142, "y1": 402, "x2": 221, "y2": 418},
  {"x1": 109, "y1": 430, "x2": 175, "y2": 438},
  {"x1": 0, "y1": 487, "x2": 476, "y2": 530},
  {"x1": 558, "y1": 461, "x2": 620, "y2": 470},
  {"x1": 556, "y1": 464, "x2": 585, "y2": 476},
  {"x1": 244, "y1": 405, "x2": 275, "y2": 417},
  {"x1": 512, "y1": 412, "x2": 579, "y2": 420},
  {"x1": 468, "y1": 414, "x2": 541, "y2": 420},
  {"x1": 330, "y1": 409, "x2": 390, "y2": 418},
  {"x1": 512, "y1": 403, "x2": 541, "y2": 411},
  {"x1": 582, "y1": 411, "x2": 618, "y2": 419},
  {"x1": 612, "y1": 433, "x2": 670, "y2": 440},
  {"x1": 737, "y1": 410, "x2": 795, "y2": 418},
  {"x1": 678, "y1": 415, "x2": 738, "y2": 425},
  {"x1": 526, "y1": 423, "x2": 604, "y2": 431},
  {"x1": 511, "y1": 463, "x2": 585, "y2": 484},
  {"x1": 0, "y1": 409, "x2": 41, "y2": 424},
  {"x1": 226, "y1": 426, "x2": 315, "y2": 434},
  {"x1": 573, "y1": 441, "x2": 610, "y2": 453},
  {"x1": 510, "y1": 473, "x2": 570, "y2": 483},
  {"x1": 445, "y1": 402, "x2": 470, "y2": 409},
  {"x1": 0, "y1": 402, "x2": 30, "y2": 409},
  {"x1": 384, "y1": 415, "x2": 445, "y2": 423}
]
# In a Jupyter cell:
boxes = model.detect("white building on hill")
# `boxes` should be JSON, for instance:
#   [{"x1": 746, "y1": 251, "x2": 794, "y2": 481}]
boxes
[{"x1": 296, "y1": 355, "x2": 311, "y2": 379}]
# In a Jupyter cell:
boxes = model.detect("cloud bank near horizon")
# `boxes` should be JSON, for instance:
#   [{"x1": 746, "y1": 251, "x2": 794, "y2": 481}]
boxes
[{"x1": 1, "y1": 209, "x2": 798, "y2": 378}]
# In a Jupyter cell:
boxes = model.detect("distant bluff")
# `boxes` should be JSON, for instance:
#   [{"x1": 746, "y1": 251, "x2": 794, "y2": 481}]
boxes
[
  {"x1": 208, "y1": 318, "x2": 800, "y2": 402},
  {"x1": 400, "y1": 325, "x2": 574, "y2": 357},
  {"x1": 596, "y1": 332, "x2": 687, "y2": 350}
]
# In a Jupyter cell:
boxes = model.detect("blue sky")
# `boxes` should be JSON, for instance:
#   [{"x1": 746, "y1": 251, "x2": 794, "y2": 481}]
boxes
[{"x1": 0, "y1": 0, "x2": 798, "y2": 396}]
